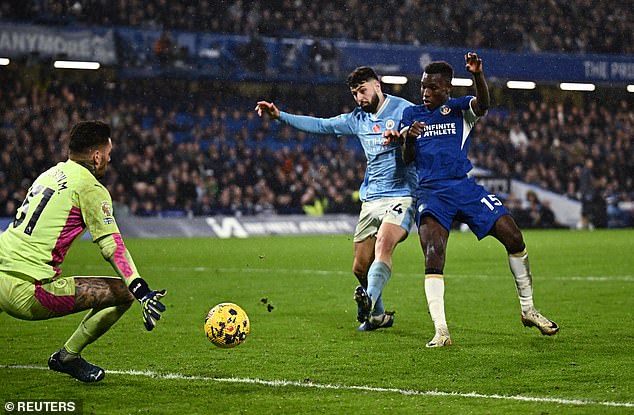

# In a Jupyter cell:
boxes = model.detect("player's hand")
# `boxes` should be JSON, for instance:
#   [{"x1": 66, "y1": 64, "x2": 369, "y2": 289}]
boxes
[
  {"x1": 465, "y1": 52, "x2": 483, "y2": 74},
  {"x1": 406, "y1": 121, "x2": 426, "y2": 139},
  {"x1": 382, "y1": 129, "x2": 401, "y2": 145},
  {"x1": 140, "y1": 289, "x2": 166, "y2": 331},
  {"x1": 255, "y1": 101, "x2": 280, "y2": 120}
]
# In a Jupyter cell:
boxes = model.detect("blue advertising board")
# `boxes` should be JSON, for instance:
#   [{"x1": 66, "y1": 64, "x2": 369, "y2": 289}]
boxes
[{"x1": 2, "y1": 22, "x2": 633, "y2": 83}]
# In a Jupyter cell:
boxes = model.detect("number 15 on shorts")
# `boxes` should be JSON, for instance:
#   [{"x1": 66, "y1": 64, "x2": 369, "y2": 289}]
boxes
[{"x1": 480, "y1": 194, "x2": 502, "y2": 211}]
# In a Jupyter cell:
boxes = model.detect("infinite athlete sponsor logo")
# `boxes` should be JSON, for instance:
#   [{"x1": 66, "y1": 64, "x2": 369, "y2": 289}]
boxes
[{"x1": 422, "y1": 122, "x2": 457, "y2": 138}]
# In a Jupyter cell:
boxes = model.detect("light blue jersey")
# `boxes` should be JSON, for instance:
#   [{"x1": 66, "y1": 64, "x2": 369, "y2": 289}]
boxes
[{"x1": 278, "y1": 94, "x2": 417, "y2": 201}]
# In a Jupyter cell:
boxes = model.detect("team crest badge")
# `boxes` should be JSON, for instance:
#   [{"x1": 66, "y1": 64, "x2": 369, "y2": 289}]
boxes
[
  {"x1": 440, "y1": 105, "x2": 451, "y2": 115},
  {"x1": 386, "y1": 119, "x2": 395, "y2": 130}
]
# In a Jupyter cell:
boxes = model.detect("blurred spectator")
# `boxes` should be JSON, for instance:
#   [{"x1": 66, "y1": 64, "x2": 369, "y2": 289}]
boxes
[
  {"x1": 239, "y1": 34, "x2": 268, "y2": 73},
  {"x1": 577, "y1": 158, "x2": 595, "y2": 229},
  {"x1": 523, "y1": 191, "x2": 566, "y2": 229},
  {"x1": 509, "y1": 122, "x2": 528, "y2": 148},
  {"x1": 280, "y1": 41, "x2": 302, "y2": 75},
  {"x1": 539, "y1": 200, "x2": 565, "y2": 229},
  {"x1": 524, "y1": 191, "x2": 543, "y2": 228},
  {"x1": 506, "y1": 194, "x2": 527, "y2": 228},
  {"x1": 301, "y1": 186, "x2": 326, "y2": 217},
  {"x1": 154, "y1": 31, "x2": 176, "y2": 66},
  {"x1": 309, "y1": 40, "x2": 339, "y2": 77}
]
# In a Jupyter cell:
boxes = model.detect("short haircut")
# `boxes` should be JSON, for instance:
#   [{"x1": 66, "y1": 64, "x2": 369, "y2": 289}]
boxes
[
  {"x1": 347, "y1": 66, "x2": 379, "y2": 89},
  {"x1": 68, "y1": 121, "x2": 111, "y2": 154},
  {"x1": 424, "y1": 61, "x2": 454, "y2": 83}
]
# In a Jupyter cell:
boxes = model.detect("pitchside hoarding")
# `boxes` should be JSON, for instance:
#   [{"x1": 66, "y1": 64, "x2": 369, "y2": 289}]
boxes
[{"x1": 2, "y1": 23, "x2": 633, "y2": 83}]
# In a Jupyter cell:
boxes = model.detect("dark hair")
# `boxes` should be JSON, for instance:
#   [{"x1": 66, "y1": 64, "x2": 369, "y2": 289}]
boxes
[
  {"x1": 347, "y1": 66, "x2": 379, "y2": 88},
  {"x1": 68, "y1": 121, "x2": 111, "y2": 154},
  {"x1": 424, "y1": 61, "x2": 454, "y2": 83}
]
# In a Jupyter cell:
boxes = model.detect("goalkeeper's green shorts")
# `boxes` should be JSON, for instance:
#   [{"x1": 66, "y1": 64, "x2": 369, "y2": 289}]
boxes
[{"x1": 0, "y1": 271, "x2": 76, "y2": 320}]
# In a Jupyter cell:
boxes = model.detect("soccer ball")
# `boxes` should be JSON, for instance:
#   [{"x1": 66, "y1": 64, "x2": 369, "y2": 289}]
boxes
[{"x1": 204, "y1": 303, "x2": 250, "y2": 348}]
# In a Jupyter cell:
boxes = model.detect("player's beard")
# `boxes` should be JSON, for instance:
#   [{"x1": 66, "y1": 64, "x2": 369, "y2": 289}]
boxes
[
  {"x1": 360, "y1": 92, "x2": 380, "y2": 113},
  {"x1": 91, "y1": 158, "x2": 108, "y2": 179},
  {"x1": 95, "y1": 162, "x2": 108, "y2": 179}
]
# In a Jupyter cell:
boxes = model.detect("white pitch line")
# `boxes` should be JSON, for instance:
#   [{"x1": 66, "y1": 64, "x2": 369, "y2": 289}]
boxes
[
  {"x1": 212, "y1": 268, "x2": 634, "y2": 282},
  {"x1": 77, "y1": 264, "x2": 634, "y2": 282},
  {"x1": 3, "y1": 365, "x2": 633, "y2": 408}
]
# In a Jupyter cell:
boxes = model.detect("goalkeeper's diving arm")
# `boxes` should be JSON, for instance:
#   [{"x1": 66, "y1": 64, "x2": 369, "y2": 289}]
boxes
[{"x1": 97, "y1": 233, "x2": 167, "y2": 330}]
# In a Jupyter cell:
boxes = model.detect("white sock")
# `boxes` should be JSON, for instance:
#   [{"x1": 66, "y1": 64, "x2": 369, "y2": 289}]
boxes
[
  {"x1": 425, "y1": 274, "x2": 447, "y2": 333},
  {"x1": 508, "y1": 249, "x2": 534, "y2": 313}
]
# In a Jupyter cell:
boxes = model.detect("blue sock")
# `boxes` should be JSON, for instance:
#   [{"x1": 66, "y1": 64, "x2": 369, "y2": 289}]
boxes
[{"x1": 366, "y1": 261, "x2": 391, "y2": 316}]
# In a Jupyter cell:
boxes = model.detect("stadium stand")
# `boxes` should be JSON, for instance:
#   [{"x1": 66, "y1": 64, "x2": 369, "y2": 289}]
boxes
[
  {"x1": 0, "y1": 68, "x2": 632, "y2": 227},
  {"x1": 0, "y1": 73, "x2": 365, "y2": 219},
  {"x1": 1, "y1": 0, "x2": 632, "y2": 54},
  {"x1": 0, "y1": 2, "x2": 632, "y2": 228}
]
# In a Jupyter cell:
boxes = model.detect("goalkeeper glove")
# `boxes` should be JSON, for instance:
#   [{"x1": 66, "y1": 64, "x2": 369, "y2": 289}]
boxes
[{"x1": 129, "y1": 278, "x2": 167, "y2": 331}]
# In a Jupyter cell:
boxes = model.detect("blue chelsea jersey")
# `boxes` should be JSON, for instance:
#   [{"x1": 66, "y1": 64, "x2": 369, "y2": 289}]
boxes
[
  {"x1": 279, "y1": 94, "x2": 417, "y2": 201},
  {"x1": 400, "y1": 96, "x2": 480, "y2": 185}
]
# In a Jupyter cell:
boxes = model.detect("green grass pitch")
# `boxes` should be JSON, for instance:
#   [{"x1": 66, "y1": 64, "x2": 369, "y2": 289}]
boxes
[{"x1": 1, "y1": 229, "x2": 633, "y2": 414}]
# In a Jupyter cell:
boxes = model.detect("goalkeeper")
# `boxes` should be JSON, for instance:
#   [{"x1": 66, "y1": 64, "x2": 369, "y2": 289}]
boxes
[{"x1": 0, "y1": 120, "x2": 166, "y2": 383}]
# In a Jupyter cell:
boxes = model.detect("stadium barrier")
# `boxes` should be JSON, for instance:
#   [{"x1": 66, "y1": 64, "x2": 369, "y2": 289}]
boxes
[
  {"x1": 0, "y1": 215, "x2": 358, "y2": 239},
  {"x1": 0, "y1": 200, "x2": 580, "y2": 241},
  {"x1": 2, "y1": 23, "x2": 633, "y2": 83},
  {"x1": 0, "y1": 23, "x2": 116, "y2": 64},
  {"x1": 114, "y1": 214, "x2": 358, "y2": 239},
  {"x1": 474, "y1": 174, "x2": 581, "y2": 228}
]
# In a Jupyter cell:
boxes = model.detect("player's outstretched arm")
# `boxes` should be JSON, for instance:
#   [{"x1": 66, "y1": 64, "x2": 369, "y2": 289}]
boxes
[
  {"x1": 465, "y1": 52, "x2": 490, "y2": 116},
  {"x1": 256, "y1": 103, "x2": 351, "y2": 136},
  {"x1": 255, "y1": 101, "x2": 281, "y2": 120},
  {"x1": 97, "y1": 233, "x2": 166, "y2": 331}
]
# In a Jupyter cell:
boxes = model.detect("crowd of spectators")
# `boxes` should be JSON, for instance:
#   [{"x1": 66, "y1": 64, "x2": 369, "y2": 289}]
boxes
[
  {"x1": 2, "y1": 0, "x2": 632, "y2": 55},
  {"x1": 472, "y1": 99, "x2": 633, "y2": 228},
  {"x1": 0, "y1": 76, "x2": 365, "y2": 221},
  {"x1": 1, "y1": 74, "x2": 632, "y2": 228}
]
